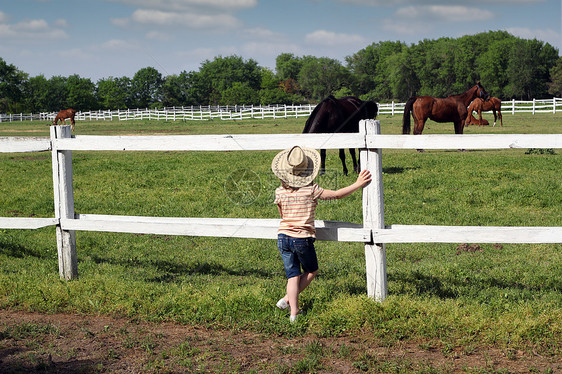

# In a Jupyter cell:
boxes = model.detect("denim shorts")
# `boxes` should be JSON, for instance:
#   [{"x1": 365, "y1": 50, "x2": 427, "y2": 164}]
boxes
[{"x1": 277, "y1": 234, "x2": 318, "y2": 279}]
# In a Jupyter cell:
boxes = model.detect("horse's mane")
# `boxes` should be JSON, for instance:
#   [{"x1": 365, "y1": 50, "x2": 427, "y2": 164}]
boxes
[{"x1": 302, "y1": 95, "x2": 341, "y2": 133}]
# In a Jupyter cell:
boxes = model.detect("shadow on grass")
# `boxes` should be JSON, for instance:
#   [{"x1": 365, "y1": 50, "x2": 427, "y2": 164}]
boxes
[
  {"x1": 390, "y1": 270, "x2": 459, "y2": 299},
  {"x1": 89, "y1": 254, "x2": 273, "y2": 283},
  {"x1": 390, "y1": 269, "x2": 562, "y2": 299},
  {"x1": 383, "y1": 166, "x2": 418, "y2": 174},
  {"x1": 0, "y1": 240, "x2": 49, "y2": 260}
]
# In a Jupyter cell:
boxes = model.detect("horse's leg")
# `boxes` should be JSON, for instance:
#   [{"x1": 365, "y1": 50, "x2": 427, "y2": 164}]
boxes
[
  {"x1": 454, "y1": 120, "x2": 465, "y2": 134},
  {"x1": 498, "y1": 109, "x2": 503, "y2": 127},
  {"x1": 349, "y1": 148, "x2": 359, "y2": 173},
  {"x1": 414, "y1": 117, "x2": 426, "y2": 152},
  {"x1": 320, "y1": 149, "x2": 326, "y2": 175},
  {"x1": 71, "y1": 118, "x2": 75, "y2": 131},
  {"x1": 478, "y1": 109, "x2": 483, "y2": 126},
  {"x1": 339, "y1": 149, "x2": 348, "y2": 176}
]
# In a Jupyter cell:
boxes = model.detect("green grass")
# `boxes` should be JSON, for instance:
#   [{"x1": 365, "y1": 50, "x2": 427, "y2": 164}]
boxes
[{"x1": 0, "y1": 113, "x2": 561, "y2": 355}]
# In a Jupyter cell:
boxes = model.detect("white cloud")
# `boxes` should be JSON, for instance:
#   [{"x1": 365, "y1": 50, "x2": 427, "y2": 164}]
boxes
[
  {"x1": 60, "y1": 48, "x2": 91, "y2": 60},
  {"x1": 101, "y1": 39, "x2": 133, "y2": 50},
  {"x1": 506, "y1": 27, "x2": 561, "y2": 48},
  {"x1": 54, "y1": 18, "x2": 69, "y2": 27},
  {"x1": 396, "y1": 5, "x2": 493, "y2": 22},
  {"x1": 241, "y1": 27, "x2": 286, "y2": 41},
  {"x1": 0, "y1": 11, "x2": 10, "y2": 23},
  {"x1": 334, "y1": 0, "x2": 544, "y2": 4},
  {"x1": 0, "y1": 17, "x2": 68, "y2": 39},
  {"x1": 108, "y1": 0, "x2": 257, "y2": 12},
  {"x1": 111, "y1": 17, "x2": 130, "y2": 27},
  {"x1": 176, "y1": 45, "x2": 239, "y2": 63},
  {"x1": 146, "y1": 30, "x2": 172, "y2": 41},
  {"x1": 130, "y1": 9, "x2": 241, "y2": 28},
  {"x1": 240, "y1": 41, "x2": 303, "y2": 60},
  {"x1": 381, "y1": 19, "x2": 425, "y2": 35},
  {"x1": 304, "y1": 30, "x2": 368, "y2": 46}
]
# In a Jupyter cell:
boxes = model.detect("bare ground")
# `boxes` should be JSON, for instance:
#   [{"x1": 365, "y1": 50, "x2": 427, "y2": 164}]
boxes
[{"x1": 0, "y1": 309, "x2": 559, "y2": 373}]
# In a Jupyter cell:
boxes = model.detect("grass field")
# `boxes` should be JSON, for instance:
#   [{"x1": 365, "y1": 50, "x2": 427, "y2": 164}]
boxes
[{"x1": 0, "y1": 112, "x2": 561, "y2": 371}]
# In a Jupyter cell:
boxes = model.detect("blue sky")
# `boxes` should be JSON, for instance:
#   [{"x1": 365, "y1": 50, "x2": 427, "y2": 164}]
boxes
[{"x1": 0, "y1": 0, "x2": 560, "y2": 81}]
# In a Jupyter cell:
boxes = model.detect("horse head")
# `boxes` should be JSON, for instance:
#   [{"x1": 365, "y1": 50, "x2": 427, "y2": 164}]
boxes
[{"x1": 475, "y1": 81, "x2": 490, "y2": 101}]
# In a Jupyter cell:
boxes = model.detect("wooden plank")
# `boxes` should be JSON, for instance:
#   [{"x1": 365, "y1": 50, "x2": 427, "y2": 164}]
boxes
[
  {"x1": 0, "y1": 137, "x2": 51, "y2": 153},
  {"x1": 373, "y1": 225, "x2": 562, "y2": 243},
  {"x1": 366, "y1": 134, "x2": 562, "y2": 149},
  {"x1": 51, "y1": 126, "x2": 78, "y2": 280},
  {"x1": 52, "y1": 133, "x2": 365, "y2": 151},
  {"x1": 62, "y1": 215, "x2": 371, "y2": 242},
  {"x1": 360, "y1": 120, "x2": 387, "y2": 301},
  {"x1": 0, "y1": 217, "x2": 58, "y2": 229}
]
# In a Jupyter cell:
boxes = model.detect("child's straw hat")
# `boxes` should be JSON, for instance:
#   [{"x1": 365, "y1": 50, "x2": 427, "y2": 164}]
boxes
[{"x1": 271, "y1": 146, "x2": 321, "y2": 188}]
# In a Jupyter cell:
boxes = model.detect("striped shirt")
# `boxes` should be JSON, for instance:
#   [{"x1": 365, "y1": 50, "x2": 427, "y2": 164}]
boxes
[{"x1": 274, "y1": 183, "x2": 324, "y2": 238}]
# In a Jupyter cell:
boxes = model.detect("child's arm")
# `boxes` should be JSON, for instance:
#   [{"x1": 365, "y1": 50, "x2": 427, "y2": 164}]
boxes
[{"x1": 320, "y1": 170, "x2": 372, "y2": 200}]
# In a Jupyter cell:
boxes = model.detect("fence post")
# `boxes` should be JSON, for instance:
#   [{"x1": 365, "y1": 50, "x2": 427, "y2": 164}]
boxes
[
  {"x1": 360, "y1": 119, "x2": 387, "y2": 301},
  {"x1": 50, "y1": 125, "x2": 78, "y2": 280}
]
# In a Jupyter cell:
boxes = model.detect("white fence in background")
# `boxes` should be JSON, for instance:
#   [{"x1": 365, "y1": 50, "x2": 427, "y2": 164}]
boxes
[
  {"x1": 0, "y1": 121, "x2": 561, "y2": 301},
  {"x1": 1, "y1": 98, "x2": 561, "y2": 123}
]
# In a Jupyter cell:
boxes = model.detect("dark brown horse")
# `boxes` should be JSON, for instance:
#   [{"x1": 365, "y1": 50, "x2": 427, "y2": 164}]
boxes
[
  {"x1": 303, "y1": 95, "x2": 378, "y2": 175},
  {"x1": 465, "y1": 111, "x2": 489, "y2": 126},
  {"x1": 465, "y1": 97, "x2": 502, "y2": 127},
  {"x1": 403, "y1": 82, "x2": 489, "y2": 135},
  {"x1": 52, "y1": 109, "x2": 77, "y2": 131}
]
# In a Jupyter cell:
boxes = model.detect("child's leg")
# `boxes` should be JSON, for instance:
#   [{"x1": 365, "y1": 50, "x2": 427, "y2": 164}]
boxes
[
  {"x1": 286, "y1": 270, "x2": 317, "y2": 316},
  {"x1": 298, "y1": 271, "x2": 317, "y2": 294},
  {"x1": 286, "y1": 276, "x2": 300, "y2": 316}
]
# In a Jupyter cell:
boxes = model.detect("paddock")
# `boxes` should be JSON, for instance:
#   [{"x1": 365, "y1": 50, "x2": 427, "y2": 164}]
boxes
[{"x1": 0, "y1": 121, "x2": 560, "y2": 301}]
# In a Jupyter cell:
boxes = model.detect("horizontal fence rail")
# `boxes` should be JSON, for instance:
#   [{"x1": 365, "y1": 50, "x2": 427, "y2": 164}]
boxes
[
  {"x1": 1, "y1": 98, "x2": 561, "y2": 122},
  {"x1": 1, "y1": 123, "x2": 560, "y2": 299}
]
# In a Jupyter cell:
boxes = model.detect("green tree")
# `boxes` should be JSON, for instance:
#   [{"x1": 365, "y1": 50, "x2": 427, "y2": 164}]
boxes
[
  {"x1": 346, "y1": 41, "x2": 406, "y2": 98},
  {"x1": 258, "y1": 88, "x2": 301, "y2": 105},
  {"x1": 66, "y1": 74, "x2": 97, "y2": 110},
  {"x1": 476, "y1": 38, "x2": 513, "y2": 98},
  {"x1": 260, "y1": 67, "x2": 279, "y2": 90},
  {"x1": 161, "y1": 73, "x2": 188, "y2": 107},
  {"x1": 275, "y1": 53, "x2": 307, "y2": 81},
  {"x1": 23, "y1": 75, "x2": 50, "y2": 112},
  {"x1": 96, "y1": 76, "x2": 131, "y2": 110},
  {"x1": 221, "y1": 81, "x2": 259, "y2": 105},
  {"x1": 504, "y1": 39, "x2": 558, "y2": 99},
  {"x1": 298, "y1": 57, "x2": 351, "y2": 101},
  {"x1": 386, "y1": 49, "x2": 419, "y2": 101},
  {"x1": 45, "y1": 76, "x2": 69, "y2": 111},
  {"x1": 548, "y1": 56, "x2": 562, "y2": 96},
  {"x1": 197, "y1": 55, "x2": 261, "y2": 105},
  {"x1": 130, "y1": 67, "x2": 163, "y2": 108},
  {"x1": 0, "y1": 57, "x2": 27, "y2": 112}
]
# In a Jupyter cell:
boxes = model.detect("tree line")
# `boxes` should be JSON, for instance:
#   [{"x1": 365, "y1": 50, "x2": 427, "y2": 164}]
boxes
[{"x1": 1, "y1": 31, "x2": 560, "y2": 114}]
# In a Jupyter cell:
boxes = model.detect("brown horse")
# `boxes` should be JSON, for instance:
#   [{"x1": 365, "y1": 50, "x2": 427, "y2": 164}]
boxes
[
  {"x1": 465, "y1": 111, "x2": 489, "y2": 126},
  {"x1": 403, "y1": 82, "x2": 489, "y2": 135},
  {"x1": 52, "y1": 109, "x2": 77, "y2": 131},
  {"x1": 465, "y1": 97, "x2": 503, "y2": 127}
]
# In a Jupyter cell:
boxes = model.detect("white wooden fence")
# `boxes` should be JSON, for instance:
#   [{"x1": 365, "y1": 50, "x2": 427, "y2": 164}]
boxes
[
  {"x1": 1, "y1": 121, "x2": 561, "y2": 301},
  {"x1": 1, "y1": 98, "x2": 561, "y2": 122}
]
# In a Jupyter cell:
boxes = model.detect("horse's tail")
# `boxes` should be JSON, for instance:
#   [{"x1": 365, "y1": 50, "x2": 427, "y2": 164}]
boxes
[{"x1": 402, "y1": 97, "x2": 416, "y2": 134}]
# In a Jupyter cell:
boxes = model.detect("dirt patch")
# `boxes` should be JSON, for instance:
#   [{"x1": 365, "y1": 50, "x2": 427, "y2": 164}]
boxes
[
  {"x1": 0, "y1": 309, "x2": 559, "y2": 373},
  {"x1": 456, "y1": 243, "x2": 483, "y2": 255}
]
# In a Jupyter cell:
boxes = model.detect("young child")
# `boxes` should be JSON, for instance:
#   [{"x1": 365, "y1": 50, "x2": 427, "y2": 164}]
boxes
[{"x1": 271, "y1": 145, "x2": 371, "y2": 322}]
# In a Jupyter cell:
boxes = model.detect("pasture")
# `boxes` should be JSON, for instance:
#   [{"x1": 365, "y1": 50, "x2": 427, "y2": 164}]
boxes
[{"x1": 0, "y1": 113, "x2": 561, "y2": 372}]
